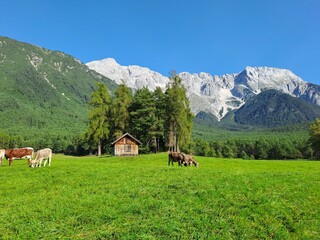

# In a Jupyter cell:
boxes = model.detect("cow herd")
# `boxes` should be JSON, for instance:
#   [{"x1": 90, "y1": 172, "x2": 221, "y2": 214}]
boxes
[
  {"x1": 0, "y1": 148, "x2": 196, "y2": 168},
  {"x1": 168, "y1": 152, "x2": 199, "y2": 167},
  {"x1": 0, "y1": 147, "x2": 52, "y2": 167}
]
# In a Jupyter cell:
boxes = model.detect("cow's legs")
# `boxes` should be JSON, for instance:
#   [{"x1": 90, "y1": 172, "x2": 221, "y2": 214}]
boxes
[
  {"x1": 38, "y1": 158, "x2": 43, "y2": 167},
  {"x1": 43, "y1": 158, "x2": 48, "y2": 167}
]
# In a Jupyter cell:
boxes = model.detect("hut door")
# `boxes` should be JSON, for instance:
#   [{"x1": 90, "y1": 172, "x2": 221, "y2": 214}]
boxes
[{"x1": 124, "y1": 144, "x2": 131, "y2": 153}]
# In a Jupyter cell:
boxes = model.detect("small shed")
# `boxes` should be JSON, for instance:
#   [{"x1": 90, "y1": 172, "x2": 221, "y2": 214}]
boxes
[{"x1": 111, "y1": 133, "x2": 142, "y2": 156}]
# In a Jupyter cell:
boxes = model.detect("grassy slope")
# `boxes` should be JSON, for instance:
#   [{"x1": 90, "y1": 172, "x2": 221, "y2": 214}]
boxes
[{"x1": 0, "y1": 153, "x2": 319, "y2": 239}]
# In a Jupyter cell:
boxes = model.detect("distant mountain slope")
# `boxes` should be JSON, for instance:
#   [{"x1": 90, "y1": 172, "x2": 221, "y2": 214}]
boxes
[
  {"x1": 0, "y1": 36, "x2": 117, "y2": 139},
  {"x1": 87, "y1": 58, "x2": 320, "y2": 121},
  {"x1": 234, "y1": 90, "x2": 320, "y2": 127}
]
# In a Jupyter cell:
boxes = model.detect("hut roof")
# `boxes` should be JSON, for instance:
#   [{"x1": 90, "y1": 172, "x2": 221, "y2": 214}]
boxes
[{"x1": 111, "y1": 133, "x2": 142, "y2": 146}]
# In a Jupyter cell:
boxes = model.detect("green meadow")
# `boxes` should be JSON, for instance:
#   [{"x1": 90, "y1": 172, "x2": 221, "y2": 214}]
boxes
[{"x1": 0, "y1": 153, "x2": 319, "y2": 239}]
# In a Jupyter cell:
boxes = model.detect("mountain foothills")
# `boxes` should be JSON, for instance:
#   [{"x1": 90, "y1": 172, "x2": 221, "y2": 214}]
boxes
[
  {"x1": 234, "y1": 89, "x2": 320, "y2": 127},
  {"x1": 0, "y1": 36, "x2": 117, "y2": 148},
  {"x1": 87, "y1": 58, "x2": 320, "y2": 125}
]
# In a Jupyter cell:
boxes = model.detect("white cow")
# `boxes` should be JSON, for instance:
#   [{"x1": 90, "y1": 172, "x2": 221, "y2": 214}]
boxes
[
  {"x1": 29, "y1": 148, "x2": 52, "y2": 168},
  {"x1": 0, "y1": 149, "x2": 5, "y2": 165}
]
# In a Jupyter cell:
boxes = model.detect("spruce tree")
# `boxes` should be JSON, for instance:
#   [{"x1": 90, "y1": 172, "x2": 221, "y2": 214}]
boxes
[
  {"x1": 165, "y1": 74, "x2": 193, "y2": 152},
  {"x1": 153, "y1": 87, "x2": 167, "y2": 152},
  {"x1": 87, "y1": 83, "x2": 111, "y2": 156},
  {"x1": 129, "y1": 87, "x2": 156, "y2": 151},
  {"x1": 110, "y1": 83, "x2": 132, "y2": 139}
]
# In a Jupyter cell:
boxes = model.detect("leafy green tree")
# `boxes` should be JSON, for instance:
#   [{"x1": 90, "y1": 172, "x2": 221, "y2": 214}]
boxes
[
  {"x1": 87, "y1": 83, "x2": 111, "y2": 156},
  {"x1": 309, "y1": 118, "x2": 320, "y2": 158},
  {"x1": 255, "y1": 140, "x2": 270, "y2": 159},
  {"x1": 0, "y1": 132, "x2": 12, "y2": 149},
  {"x1": 128, "y1": 87, "x2": 157, "y2": 151},
  {"x1": 240, "y1": 150, "x2": 249, "y2": 159},
  {"x1": 222, "y1": 145, "x2": 235, "y2": 158},
  {"x1": 165, "y1": 74, "x2": 193, "y2": 151},
  {"x1": 110, "y1": 83, "x2": 132, "y2": 139}
]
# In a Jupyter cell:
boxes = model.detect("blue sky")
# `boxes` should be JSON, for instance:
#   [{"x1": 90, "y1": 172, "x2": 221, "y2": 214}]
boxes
[{"x1": 1, "y1": 0, "x2": 320, "y2": 83}]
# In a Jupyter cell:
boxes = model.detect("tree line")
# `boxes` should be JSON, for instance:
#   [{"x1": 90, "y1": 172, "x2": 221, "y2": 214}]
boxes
[{"x1": 189, "y1": 138, "x2": 314, "y2": 160}]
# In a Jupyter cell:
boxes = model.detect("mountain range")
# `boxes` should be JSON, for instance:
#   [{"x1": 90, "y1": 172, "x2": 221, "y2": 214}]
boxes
[
  {"x1": 87, "y1": 58, "x2": 320, "y2": 122},
  {"x1": 1, "y1": 36, "x2": 320, "y2": 144}
]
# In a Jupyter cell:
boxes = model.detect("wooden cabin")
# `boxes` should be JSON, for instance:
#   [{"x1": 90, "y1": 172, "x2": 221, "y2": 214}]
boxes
[{"x1": 111, "y1": 133, "x2": 142, "y2": 156}]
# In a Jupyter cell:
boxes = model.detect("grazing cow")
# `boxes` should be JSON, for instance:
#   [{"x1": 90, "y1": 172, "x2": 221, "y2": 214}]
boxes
[
  {"x1": 4, "y1": 148, "x2": 34, "y2": 166},
  {"x1": 0, "y1": 149, "x2": 5, "y2": 165},
  {"x1": 168, "y1": 152, "x2": 185, "y2": 166},
  {"x1": 181, "y1": 153, "x2": 199, "y2": 167},
  {"x1": 29, "y1": 148, "x2": 52, "y2": 168}
]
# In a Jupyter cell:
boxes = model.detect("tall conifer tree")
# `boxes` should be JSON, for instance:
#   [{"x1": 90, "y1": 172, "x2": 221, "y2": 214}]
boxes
[
  {"x1": 110, "y1": 83, "x2": 132, "y2": 139},
  {"x1": 165, "y1": 74, "x2": 193, "y2": 152},
  {"x1": 153, "y1": 87, "x2": 167, "y2": 152},
  {"x1": 87, "y1": 83, "x2": 111, "y2": 156},
  {"x1": 129, "y1": 87, "x2": 156, "y2": 150}
]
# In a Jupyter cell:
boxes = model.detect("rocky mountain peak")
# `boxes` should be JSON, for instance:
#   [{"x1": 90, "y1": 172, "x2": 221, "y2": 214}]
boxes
[{"x1": 86, "y1": 59, "x2": 320, "y2": 121}]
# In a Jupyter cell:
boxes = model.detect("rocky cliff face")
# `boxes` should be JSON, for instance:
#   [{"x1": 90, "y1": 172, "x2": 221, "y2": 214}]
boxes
[{"x1": 87, "y1": 58, "x2": 320, "y2": 121}]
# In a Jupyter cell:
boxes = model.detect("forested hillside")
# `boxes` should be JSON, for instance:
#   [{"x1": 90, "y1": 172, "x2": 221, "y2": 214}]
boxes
[
  {"x1": 234, "y1": 90, "x2": 320, "y2": 127},
  {"x1": 0, "y1": 36, "x2": 117, "y2": 149}
]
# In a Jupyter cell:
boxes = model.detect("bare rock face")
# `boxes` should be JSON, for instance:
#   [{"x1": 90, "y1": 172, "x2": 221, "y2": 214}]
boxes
[{"x1": 87, "y1": 58, "x2": 320, "y2": 121}]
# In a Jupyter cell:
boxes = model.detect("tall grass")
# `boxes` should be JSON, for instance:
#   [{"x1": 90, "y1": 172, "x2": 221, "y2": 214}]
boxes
[{"x1": 0, "y1": 153, "x2": 319, "y2": 239}]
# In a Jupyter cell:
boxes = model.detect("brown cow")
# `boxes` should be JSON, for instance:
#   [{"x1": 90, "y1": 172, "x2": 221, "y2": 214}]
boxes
[
  {"x1": 168, "y1": 152, "x2": 184, "y2": 166},
  {"x1": 4, "y1": 148, "x2": 34, "y2": 166}
]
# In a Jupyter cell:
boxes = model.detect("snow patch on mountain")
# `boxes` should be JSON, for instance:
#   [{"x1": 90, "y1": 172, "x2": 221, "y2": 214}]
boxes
[{"x1": 87, "y1": 58, "x2": 168, "y2": 90}]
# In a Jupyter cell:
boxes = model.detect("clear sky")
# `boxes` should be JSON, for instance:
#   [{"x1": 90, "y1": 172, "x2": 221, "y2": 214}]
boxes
[{"x1": 1, "y1": 0, "x2": 319, "y2": 84}]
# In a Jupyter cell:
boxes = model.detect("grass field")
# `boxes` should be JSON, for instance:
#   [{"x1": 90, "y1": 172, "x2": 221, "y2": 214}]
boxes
[{"x1": 0, "y1": 153, "x2": 319, "y2": 239}]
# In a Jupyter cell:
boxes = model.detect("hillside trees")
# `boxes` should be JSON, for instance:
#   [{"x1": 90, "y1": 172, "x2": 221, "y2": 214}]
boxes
[{"x1": 86, "y1": 83, "x2": 111, "y2": 156}]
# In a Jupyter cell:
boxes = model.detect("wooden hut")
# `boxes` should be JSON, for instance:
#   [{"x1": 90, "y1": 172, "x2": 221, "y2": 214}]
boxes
[{"x1": 111, "y1": 133, "x2": 142, "y2": 156}]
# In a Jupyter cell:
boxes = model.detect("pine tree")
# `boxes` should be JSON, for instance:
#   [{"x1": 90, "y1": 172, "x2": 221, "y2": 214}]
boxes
[
  {"x1": 110, "y1": 83, "x2": 132, "y2": 139},
  {"x1": 129, "y1": 87, "x2": 156, "y2": 151},
  {"x1": 165, "y1": 74, "x2": 193, "y2": 152},
  {"x1": 153, "y1": 87, "x2": 167, "y2": 152},
  {"x1": 87, "y1": 83, "x2": 111, "y2": 156}
]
